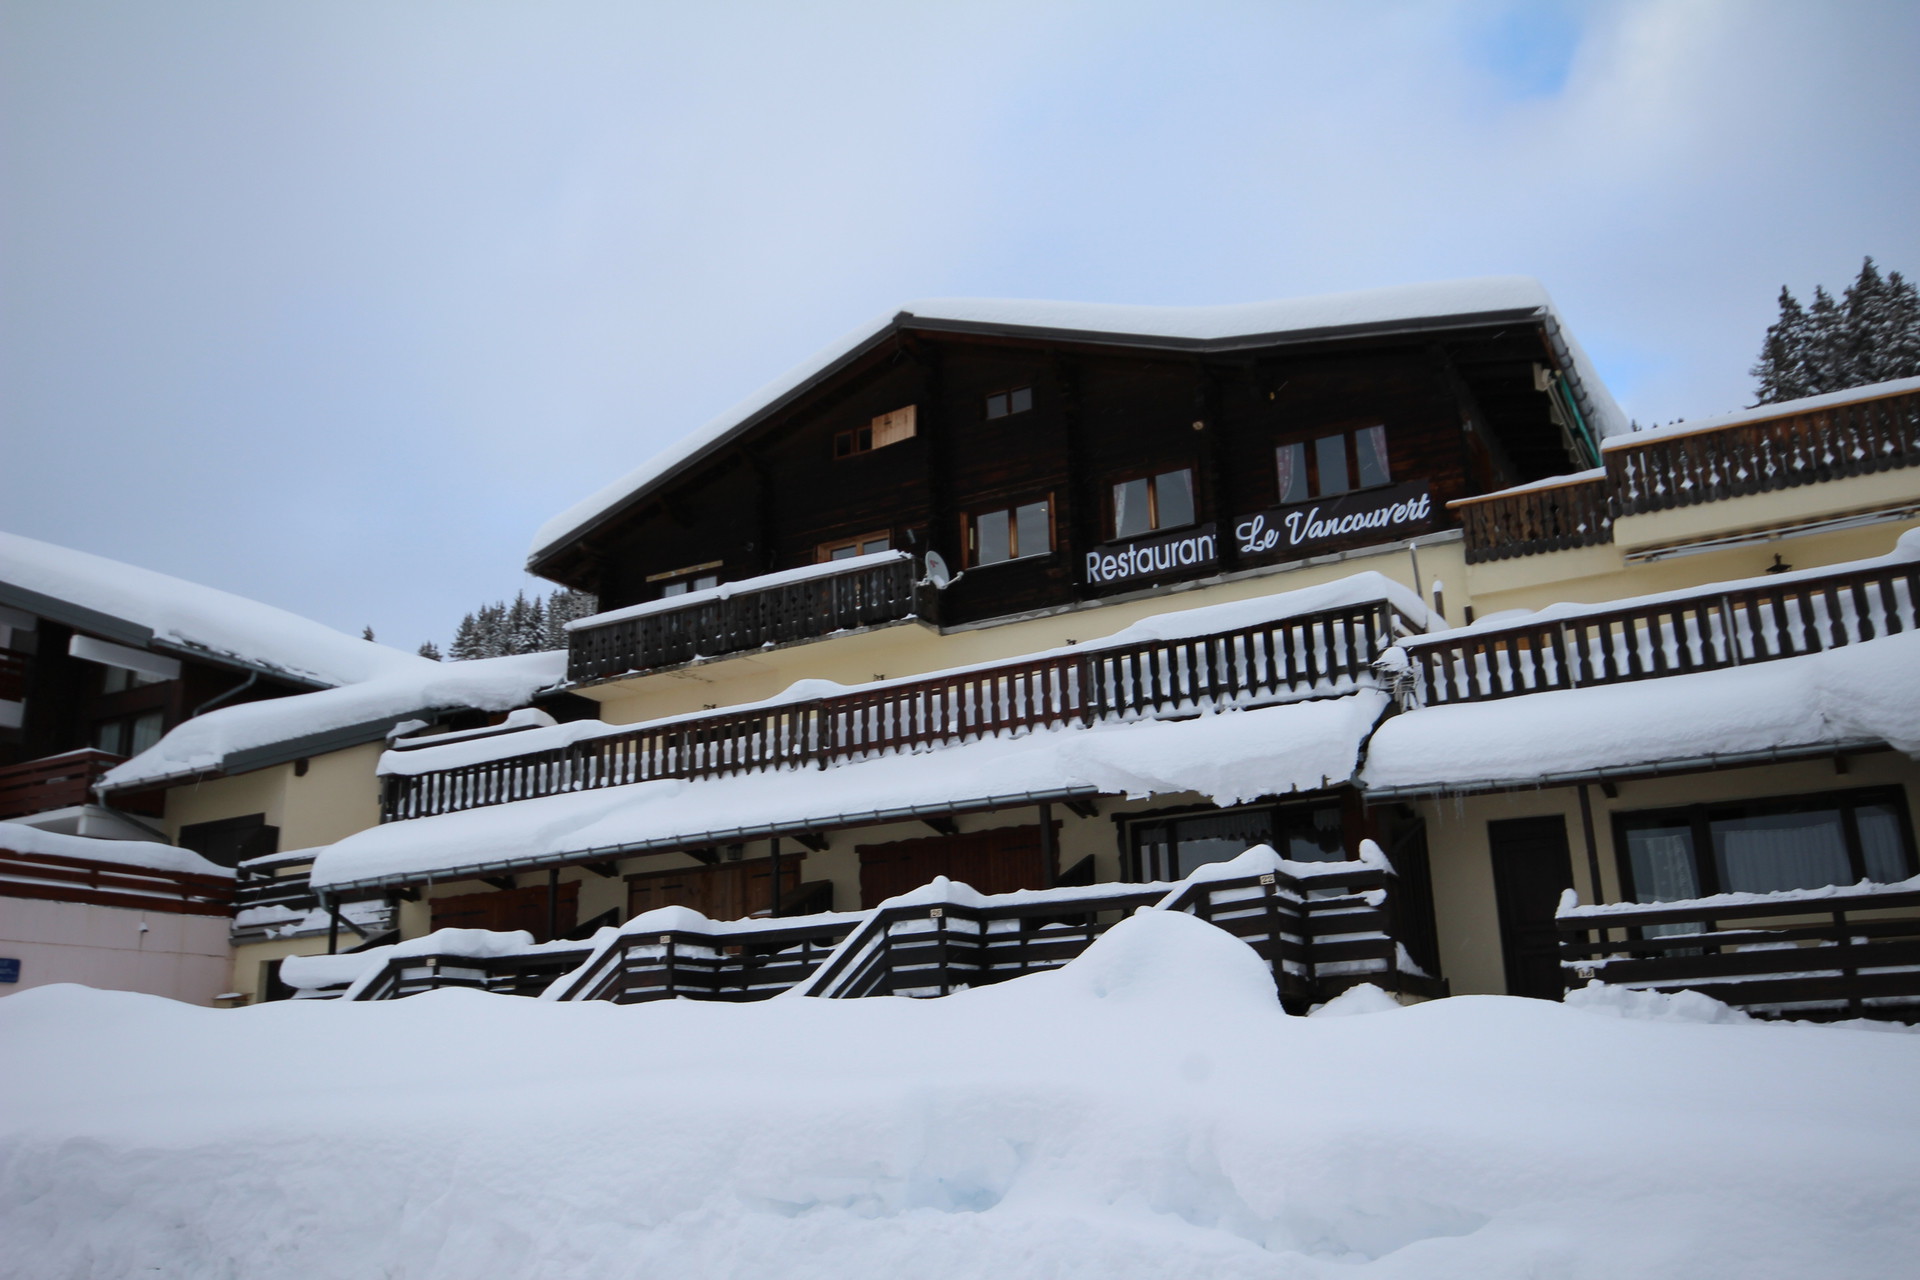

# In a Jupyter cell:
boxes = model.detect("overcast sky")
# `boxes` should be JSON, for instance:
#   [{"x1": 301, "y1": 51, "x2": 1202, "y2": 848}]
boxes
[{"x1": 4, "y1": 0, "x2": 1917, "y2": 654}]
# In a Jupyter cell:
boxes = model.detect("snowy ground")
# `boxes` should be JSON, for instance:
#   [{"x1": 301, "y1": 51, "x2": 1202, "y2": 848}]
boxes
[{"x1": 3, "y1": 913, "x2": 1916, "y2": 1279}]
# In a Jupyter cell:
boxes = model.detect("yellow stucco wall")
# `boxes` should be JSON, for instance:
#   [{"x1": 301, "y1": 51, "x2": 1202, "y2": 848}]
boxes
[{"x1": 1412, "y1": 750, "x2": 1920, "y2": 996}]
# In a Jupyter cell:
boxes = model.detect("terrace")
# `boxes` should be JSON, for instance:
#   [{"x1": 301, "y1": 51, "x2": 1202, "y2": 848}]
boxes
[
  {"x1": 1558, "y1": 881, "x2": 1920, "y2": 1020},
  {"x1": 565, "y1": 551, "x2": 926, "y2": 684},
  {"x1": 384, "y1": 594, "x2": 1417, "y2": 824},
  {"x1": 1452, "y1": 380, "x2": 1920, "y2": 563}
]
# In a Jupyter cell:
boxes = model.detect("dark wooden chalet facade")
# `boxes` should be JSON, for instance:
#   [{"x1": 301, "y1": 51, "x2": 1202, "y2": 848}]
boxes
[{"x1": 532, "y1": 294, "x2": 1606, "y2": 663}]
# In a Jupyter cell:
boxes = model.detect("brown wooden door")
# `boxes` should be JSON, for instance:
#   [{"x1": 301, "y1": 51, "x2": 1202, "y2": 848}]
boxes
[
  {"x1": 1487, "y1": 816, "x2": 1575, "y2": 1000},
  {"x1": 856, "y1": 824, "x2": 1051, "y2": 908},
  {"x1": 429, "y1": 881, "x2": 578, "y2": 942},
  {"x1": 626, "y1": 858, "x2": 799, "y2": 922}
]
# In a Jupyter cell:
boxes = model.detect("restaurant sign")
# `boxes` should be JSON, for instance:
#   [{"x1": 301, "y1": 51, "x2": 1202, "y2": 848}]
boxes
[
  {"x1": 1085, "y1": 523, "x2": 1219, "y2": 587},
  {"x1": 1234, "y1": 481, "x2": 1434, "y2": 561}
]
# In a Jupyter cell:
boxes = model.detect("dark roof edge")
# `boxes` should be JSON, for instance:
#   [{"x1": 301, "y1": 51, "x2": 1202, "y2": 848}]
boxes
[
  {"x1": 98, "y1": 707, "x2": 462, "y2": 795},
  {"x1": 0, "y1": 581, "x2": 154, "y2": 649},
  {"x1": 526, "y1": 304, "x2": 1549, "y2": 575}
]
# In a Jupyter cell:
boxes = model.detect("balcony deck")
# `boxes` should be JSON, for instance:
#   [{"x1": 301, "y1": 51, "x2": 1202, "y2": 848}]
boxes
[
  {"x1": 1452, "y1": 383, "x2": 1920, "y2": 563},
  {"x1": 1559, "y1": 882, "x2": 1920, "y2": 1020},
  {"x1": 1406, "y1": 556, "x2": 1919, "y2": 706},
  {"x1": 566, "y1": 553, "x2": 924, "y2": 684},
  {"x1": 0, "y1": 749, "x2": 130, "y2": 820},
  {"x1": 384, "y1": 597, "x2": 1415, "y2": 823}
]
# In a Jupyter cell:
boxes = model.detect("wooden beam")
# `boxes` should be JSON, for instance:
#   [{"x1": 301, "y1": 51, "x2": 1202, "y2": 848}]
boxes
[
  {"x1": 481, "y1": 875, "x2": 517, "y2": 892},
  {"x1": 545, "y1": 867, "x2": 559, "y2": 943},
  {"x1": 685, "y1": 847, "x2": 719, "y2": 866},
  {"x1": 1064, "y1": 798, "x2": 1099, "y2": 820},
  {"x1": 790, "y1": 831, "x2": 829, "y2": 853},
  {"x1": 922, "y1": 817, "x2": 958, "y2": 837},
  {"x1": 769, "y1": 836, "x2": 783, "y2": 918},
  {"x1": 582, "y1": 861, "x2": 620, "y2": 878}
]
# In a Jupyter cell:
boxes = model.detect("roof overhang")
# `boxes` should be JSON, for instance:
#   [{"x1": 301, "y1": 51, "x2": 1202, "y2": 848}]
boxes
[
  {"x1": 313, "y1": 784, "x2": 1107, "y2": 897},
  {"x1": 1360, "y1": 738, "x2": 1889, "y2": 801}
]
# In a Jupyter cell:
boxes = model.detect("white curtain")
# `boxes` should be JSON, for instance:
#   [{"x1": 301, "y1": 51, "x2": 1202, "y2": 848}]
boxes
[{"x1": 1711, "y1": 811, "x2": 1851, "y2": 893}]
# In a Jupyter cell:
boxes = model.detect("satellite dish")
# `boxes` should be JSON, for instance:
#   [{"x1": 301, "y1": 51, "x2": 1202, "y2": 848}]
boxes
[{"x1": 924, "y1": 550, "x2": 952, "y2": 589}]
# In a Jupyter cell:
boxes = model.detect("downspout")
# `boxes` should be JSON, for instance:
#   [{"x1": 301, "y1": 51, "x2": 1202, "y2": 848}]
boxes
[
  {"x1": 192, "y1": 670, "x2": 259, "y2": 718},
  {"x1": 1554, "y1": 374, "x2": 1602, "y2": 469}
]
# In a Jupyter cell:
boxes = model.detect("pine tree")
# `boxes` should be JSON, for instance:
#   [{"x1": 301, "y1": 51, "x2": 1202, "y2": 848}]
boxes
[
  {"x1": 505, "y1": 591, "x2": 546, "y2": 655},
  {"x1": 475, "y1": 602, "x2": 508, "y2": 658},
  {"x1": 1750, "y1": 287, "x2": 1812, "y2": 404},
  {"x1": 449, "y1": 612, "x2": 485, "y2": 661},
  {"x1": 1751, "y1": 258, "x2": 1920, "y2": 405},
  {"x1": 417, "y1": 641, "x2": 443, "y2": 661},
  {"x1": 543, "y1": 589, "x2": 598, "y2": 649}
]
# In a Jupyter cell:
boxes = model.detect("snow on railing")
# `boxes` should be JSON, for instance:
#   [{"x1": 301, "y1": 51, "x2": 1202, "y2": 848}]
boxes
[
  {"x1": 1407, "y1": 557, "x2": 1920, "y2": 705},
  {"x1": 384, "y1": 598, "x2": 1416, "y2": 822},
  {"x1": 1557, "y1": 878, "x2": 1920, "y2": 1019}
]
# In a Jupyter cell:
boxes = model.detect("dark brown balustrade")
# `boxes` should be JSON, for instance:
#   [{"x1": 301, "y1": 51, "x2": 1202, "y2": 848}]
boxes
[
  {"x1": 1408, "y1": 558, "x2": 1920, "y2": 706},
  {"x1": 0, "y1": 748, "x2": 126, "y2": 820},
  {"x1": 568, "y1": 555, "x2": 925, "y2": 684},
  {"x1": 1559, "y1": 884, "x2": 1920, "y2": 1019},
  {"x1": 1607, "y1": 385, "x2": 1920, "y2": 517},
  {"x1": 1452, "y1": 473, "x2": 1614, "y2": 564},
  {"x1": 384, "y1": 599, "x2": 1416, "y2": 822}
]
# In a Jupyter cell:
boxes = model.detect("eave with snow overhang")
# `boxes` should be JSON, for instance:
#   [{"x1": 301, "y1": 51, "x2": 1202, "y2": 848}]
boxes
[
  {"x1": 1361, "y1": 534, "x2": 1920, "y2": 797},
  {"x1": 527, "y1": 278, "x2": 1622, "y2": 645}
]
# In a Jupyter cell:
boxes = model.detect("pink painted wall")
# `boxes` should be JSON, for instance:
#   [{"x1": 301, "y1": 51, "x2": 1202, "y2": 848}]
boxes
[{"x1": 0, "y1": 897, "x2": 231, "y2": 1006}]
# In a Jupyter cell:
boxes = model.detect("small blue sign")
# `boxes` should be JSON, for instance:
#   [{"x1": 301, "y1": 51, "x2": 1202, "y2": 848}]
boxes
[{"x1": 0, "y1": 958, "x2": 19, "y2": 984}]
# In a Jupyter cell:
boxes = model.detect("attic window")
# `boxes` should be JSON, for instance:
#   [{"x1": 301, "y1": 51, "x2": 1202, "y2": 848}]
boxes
[
  {"x1": 836, "y1": 406, "x2": 917, "y2": 457},
  {"x1": 985, "y1": 386, "x2": 1033, "y2": 420}
]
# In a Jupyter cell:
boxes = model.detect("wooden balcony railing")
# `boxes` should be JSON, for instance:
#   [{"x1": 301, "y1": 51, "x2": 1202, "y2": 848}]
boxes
[
  {"x1": 1451, "y1": 473, "x2": 1613, "y2": 564},
  {"x1": 553, "y1": 915, "x2": 865, "y2": 1004},
  {"x1": 1607, "y1": 385, "x2": 1920, "y2": 517},
  {"x1": 383, "y1": 599, "x2": 1415, "y2": 822},
  {"x1": 351, "y1": 945, "x2": 597, "y2": 1001},
  {"x1": 1558, "y1": 883, "x2": 1920, "y2": 1019},
  {"x1": 0, "y1": 748, "x2": 126, "y2": 819},
  {"x1": 0, "y1": 844, "x2": 233, "y2": 917},
  {"x1": 796, "y1": 861, "x2": 1429, "y2": 1010},
  {"x1": 1408, "y1": 558, "x2": 1920, "y2": 705},
  {"x1": 567, "y1": 555, "x2": 925, "y2": 683},
  {"x1": 0, "y1": 647, "x2": 27, "y2": 703}
]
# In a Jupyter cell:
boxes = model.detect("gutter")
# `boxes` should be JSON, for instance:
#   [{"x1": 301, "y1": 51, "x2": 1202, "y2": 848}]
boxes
[{"x1": 312, "y1": 785, "x2": 1108, "y2": 897}]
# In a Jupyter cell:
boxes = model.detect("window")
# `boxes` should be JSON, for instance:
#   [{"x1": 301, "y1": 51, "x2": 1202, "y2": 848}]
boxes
[
  {"x1": 818, "y1": 532, "x2": 892, "y2": 562},
  {"x1": 1112, "y1": 468, "x2": 1195, "y2": 539},
  {"x1": 1131, "y1": 801, "x2": 1346, "y2": 881},
  {"x1": 1617, "y1": 788, "x2": 1915, "y2": 903},
  {"x1": 179, "y1": 813, "x2": 280, "y2": 869},
  {"x1": 1276, "y1": 424, "x2": 1391, "y2": 504},
  {"x1": 985, "y1": 386, "x2": 1034, "y2": 420},
  {"x1": 968, "y1": 498, "x2": 1052, "y2": 566},
  {"x1": 835, "y1": 405, "x2": 917, "y2": 457},
  {"x1": 660, "y1": 575, "x2": 718, "y2": 598},
  {"x1": 93, "y1": 710, "x2": 163, "y2": 757}
]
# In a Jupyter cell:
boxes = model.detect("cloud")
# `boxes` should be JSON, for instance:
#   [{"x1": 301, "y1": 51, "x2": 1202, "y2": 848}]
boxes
[{"x1": 1, "y1": 0, "x2": 1915, "y2": 647}]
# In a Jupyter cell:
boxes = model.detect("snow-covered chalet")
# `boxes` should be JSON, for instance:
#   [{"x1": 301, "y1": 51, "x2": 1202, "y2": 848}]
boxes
[{"x1": 10, "y1": 277, "x2": 1920, "y2": 1019}]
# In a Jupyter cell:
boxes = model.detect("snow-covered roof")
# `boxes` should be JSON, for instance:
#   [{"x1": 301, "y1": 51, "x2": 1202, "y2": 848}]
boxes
[
  {"x1": 310, "y1": 690, "x2": 1391, "y2": 892},
  {"x1": 99, "y1": 650, "x2": 568, "y2": 793},
  {"x1": 0, "y1": 822, "x2": 231, "y2": 878},
  {"x1": 529, "y1": 277, "x2": 1626, "y2": 567},
  {"x1": 0, "y1": 530, "x2": 429, "y2": 689},
  {"x1": 1602, "y1": 374, "x2": 1920, "y2": 451},
  {"x1": 1362, "y1": 630, "x2": 1920, "y2": 794}
]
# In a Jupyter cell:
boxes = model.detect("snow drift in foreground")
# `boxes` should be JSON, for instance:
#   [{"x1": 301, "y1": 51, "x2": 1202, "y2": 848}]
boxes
[{"x1": 3, "y1": 914, "x2": 1915, "y2": 1280}]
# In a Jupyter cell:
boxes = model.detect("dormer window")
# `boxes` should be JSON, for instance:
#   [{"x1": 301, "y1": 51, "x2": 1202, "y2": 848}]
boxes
[
  {"x1": 835, "y1": 406, "x2": 917, "y2": 457},
  {"x1": 1276, "y1": 424, "x2": 1390, "y2": 504},
  {"x1": 985, "y1": 386, "x2": 1033, "y2": 420}
]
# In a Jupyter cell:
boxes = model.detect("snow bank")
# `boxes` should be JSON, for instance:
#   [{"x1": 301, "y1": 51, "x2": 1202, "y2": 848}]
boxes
[
  {"x1": 0, "y1": 529, "x2": 427, "y2": 688},
  {"x1": 530, "y1": 277, "x2": 1623, "y2": 563},
  {"x1": 382, "y1": 571, "x2": 1423, "y2": 778},
  {"x1": 1364, "y1": 630, "x2": 1920, "y2": 792},
  {"x1": 316, "y1": 691, "x2": 1390, "y2": 891},
  {"x1": 101, "y1": 650, "x2": 567, "y2": 791},
  {"x1": 0, "y1": 821, "x2": 229, "y2": 878},
  {"x1": 4, "y1": 922, "x2": 1915, "y2": 1279}
]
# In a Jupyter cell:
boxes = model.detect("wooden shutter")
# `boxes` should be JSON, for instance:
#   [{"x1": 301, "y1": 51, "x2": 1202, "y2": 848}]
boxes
[
  {"x1": 871, "y1": 405, "x2": 917, "y2": 448},
  {"x1": 855, "y1": 824, "x2": 1050, "y2": 908}
]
